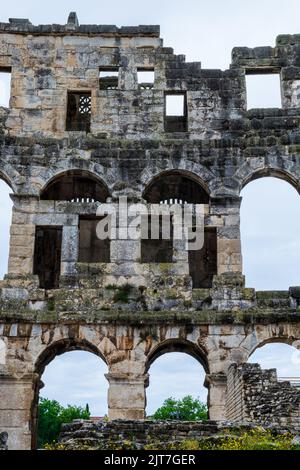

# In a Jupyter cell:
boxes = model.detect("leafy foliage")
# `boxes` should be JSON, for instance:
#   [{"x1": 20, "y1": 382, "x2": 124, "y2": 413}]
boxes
[
  {"x1": 38, "y1": 398, "x2": 90, "y2": 448},
  {"x1": 152, "y1": 396, "x2": 208, "y2": 421}
]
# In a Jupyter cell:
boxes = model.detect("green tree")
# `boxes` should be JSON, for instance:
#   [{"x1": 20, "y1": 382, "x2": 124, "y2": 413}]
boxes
[
  {"x1": 152, "y1": 396, "x2": 208, "y2": 421},
  {"x1": 37, "y1": 397, "x2": 90, "y2": 448}
]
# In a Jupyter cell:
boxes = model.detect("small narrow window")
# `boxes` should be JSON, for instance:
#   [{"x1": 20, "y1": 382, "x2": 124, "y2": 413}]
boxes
[
  {"x1": 99, "y1": 68, "x2": 119, "y2": 90},
  {"x1": 164, "y1": 92, "x2": 187, "y2": 132},
  {"x1": 137, "y1": 68, "x2": 155, "y2": 90},
  {"x1": 246, "y1": 73, "x2": 281, "y2": 109},
  {"x1": 66, "y1": 91, "x2": 91, "y2": 132},
  {"x1": 0, "y1": 68, "x2": 11, "y2": 108}
]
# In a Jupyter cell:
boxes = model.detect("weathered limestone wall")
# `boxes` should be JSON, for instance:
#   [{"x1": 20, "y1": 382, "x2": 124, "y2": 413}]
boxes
[
  {"x1": 1, "y1": 12, "x2": 300, "y2": 450},
  {"x1": 226, "y1": 363, "x2": 300, "y2": 429}
]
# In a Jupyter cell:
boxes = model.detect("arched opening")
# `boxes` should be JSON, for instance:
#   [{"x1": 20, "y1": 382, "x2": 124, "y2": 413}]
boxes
[
  {"x1": 240, "y1": 175, "x2": 300, "y2": 289},
  {"x1": 32, "y1": 340, "x2": 108, "y2": 449},
  {"x1": 0, "y1": 176, "x2": 13, "y2": 280},
  {"x1": 142, "y1": 171, "x2": 216, "y2": 287},
  {"x1": 146, "y1": 340, "x2": 208, "y2": 418},
  {"x1": 40, "y1": 170, "x2": 109, "y2": 203},
  {"x1": 143, "y1": 171, "x2": 210, "y2": 205},
  {"x1": 35, "y1": 171, "x2": 111, "y2": 289},
  {"x1": 248, "y1": 340, "x2": 300, "y2": 385}
]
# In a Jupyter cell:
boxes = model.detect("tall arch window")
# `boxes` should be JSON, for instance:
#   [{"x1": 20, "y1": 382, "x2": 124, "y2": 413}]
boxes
[
  {"x1": 36, "y1": 171, "x2": 111, "y2": 289},
  {"x1": 241, "y1": 176, "x2": 300, "y2": 289},
  {"x1": 142, "y1": 171, "x2": 216, "y2": 288},
  {"x1": 0, "y1": 177, "x2": 13, "y2": 279}
]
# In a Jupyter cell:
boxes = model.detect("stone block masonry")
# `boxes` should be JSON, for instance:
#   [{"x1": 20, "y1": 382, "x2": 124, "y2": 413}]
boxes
[
  {"x1": 226, "y1": 363, "x2": 300, "y2": 429},
  {"x1": 1, "y1": 12, "x2": 300, "y2": 449}
]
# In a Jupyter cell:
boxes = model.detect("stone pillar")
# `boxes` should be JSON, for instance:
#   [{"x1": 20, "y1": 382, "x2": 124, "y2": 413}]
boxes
[
  {"x1": 0, "y1": 372, "x2": 39, "y2": 450},
  {"x1": 8, "y1": 196, "x2": 37, "y2": 276},
  {"x1": 60, "y1": 223, "x2": 79, "y2": 277},
  {"x1": 210, "y1": 196, "x2": 242, "y2": 275},
  {"x1": 106, "y1": 373, "x2": 149, "y2": 420},
  {"x1": 205, "y1": 373, "x2": 227, "y2": 420}
]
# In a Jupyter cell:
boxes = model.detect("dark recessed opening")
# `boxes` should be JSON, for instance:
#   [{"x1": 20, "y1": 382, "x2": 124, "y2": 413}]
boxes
[
  {"x1": 33, "y1": 226, "x2": 62, "y2": 289},
  {"x1": 188, "y1": 227, "x2": 217, "y2": 288},
  {"x1": 141, "y1": 215, "x2": 173, "y2": 263},
  {"x1": 41, "y1": 170, "x2": 109, "y2": 202},
  {"x1": 79, "y1": 215, "x2": 111, "y2": 263},
  {"x1": 66, "y1": 91, "x2": 91, "y2": 132},
  {"x1": 143, "y1": 172, "x2": 209, "y2": 205}
]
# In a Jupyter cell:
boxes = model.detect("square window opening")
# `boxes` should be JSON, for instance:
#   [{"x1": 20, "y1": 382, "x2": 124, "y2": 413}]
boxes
[
  {"x1": 164, "y1": 93, "x2": 187, "y2": 132},
  {"x1": 246, "y1": 73, "x2": 281, "y2": 109},
  {"x1": 66, "y1": 91, "x2": 91, "y2": 132},
  {"x1": 99, "y1": 68, "x2": 119, "y2": 90},
  {"x1": 165, "y1": 94, "x2": 186, "y2": 116},
  {"x1": 137, "y1": 69, "x2": 155, "y2": 90},
  {"x1": 0, "y1": 68, "x2": 12, "y2": 108}
]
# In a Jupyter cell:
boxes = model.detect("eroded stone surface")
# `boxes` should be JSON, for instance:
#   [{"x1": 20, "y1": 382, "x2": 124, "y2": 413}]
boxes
[{"x1": 1, "y1": 12, "x2": 300, "y2": 450}]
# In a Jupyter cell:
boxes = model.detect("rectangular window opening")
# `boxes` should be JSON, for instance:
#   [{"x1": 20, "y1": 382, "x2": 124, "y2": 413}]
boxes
[
  {"x1": 0, "y1": 68, "x2": 12, "y2": 108},
  {"x1": 141, "y1": 214, "x2": 173, "y2": 263},
  {"x1": 137, "y1": 68, "x2": 155, "y2": 90},
  {"x1": 246, "y1": 72, "x2": 281, "y2": 110},
  {"x1": 66, "y1": 91, "x2": 91, "y2": 132},
  {"x1": 99, "y1": 68, "x2": 119, "y2": 90},
  {"x1": 33, "y1": 226, "x2": 62, "y2": 290},
  {"x1": 79, "y1": 216, "x2": 111, "y2": 263},
  {"x1": 188, "y1": 227, "x2": 217, "y2": 289},
  {"x1": 164, "y1": 92, "x2": 187, "y2": 132}
]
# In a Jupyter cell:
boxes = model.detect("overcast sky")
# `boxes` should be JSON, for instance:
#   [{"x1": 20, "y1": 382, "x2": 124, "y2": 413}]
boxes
[{"x1": 1, "y1": 1, "x2": 300, "y2": 415}]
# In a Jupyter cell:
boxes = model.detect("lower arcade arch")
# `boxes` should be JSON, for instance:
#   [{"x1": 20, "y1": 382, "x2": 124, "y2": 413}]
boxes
[
  {"x1": 32, "y1": 340, "x2": 108, "y2": 449},
  {"x1": 248, "y1": 339, "x2": 300, "y2": 381},
  {"x1": 145, "y1": 340, "x2": 209, "y2": 417}
]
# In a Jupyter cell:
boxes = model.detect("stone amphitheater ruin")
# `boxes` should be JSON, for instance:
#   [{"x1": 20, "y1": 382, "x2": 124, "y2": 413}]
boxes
[{"x1": 1, "y1": 12, "x2": 300, "y2": 450}]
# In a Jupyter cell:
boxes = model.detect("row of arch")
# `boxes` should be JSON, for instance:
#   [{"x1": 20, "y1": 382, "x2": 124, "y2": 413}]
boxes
[
  {"x1": 1, "y1": 157, "x2": 300, "y2": 198},
  {"x1": 32, "y1": 334, "x2": 300, "y2": 378},
  {"x1": 32, "y1": 335, "x2": 300, "y2": 448},
  {"x1": 1, "y1": 168, "x2": 300, "y2": 287}
]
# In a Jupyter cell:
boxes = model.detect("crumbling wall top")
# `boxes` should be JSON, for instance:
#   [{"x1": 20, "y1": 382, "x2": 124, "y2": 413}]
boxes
[{"x1": 0, "y1": 12, "x2": 160, "y2": 37}]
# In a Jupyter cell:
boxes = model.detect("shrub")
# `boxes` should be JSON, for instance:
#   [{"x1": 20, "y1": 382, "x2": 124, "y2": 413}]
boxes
[{"x1": 152, "y1": 396, "x2": 208, "y2": 421}]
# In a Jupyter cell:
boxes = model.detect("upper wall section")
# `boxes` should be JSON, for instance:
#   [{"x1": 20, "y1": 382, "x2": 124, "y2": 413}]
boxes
[
  {"x1": 232, "y1": 35, "x2": 300, "y2": 109},
  {"x1": 1, "y1": 13, "x2": 300, "y2": 139}
]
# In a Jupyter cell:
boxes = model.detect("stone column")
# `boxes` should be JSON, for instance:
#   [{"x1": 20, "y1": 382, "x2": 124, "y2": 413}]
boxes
[
  {"x1": 106, "y1": 373, "x2": 149, "y2": 420},
  {"x1": 205, "y1": 373, "x2": 227, "y2": 420},
  {"x1": 0, "y1": 372, "x2": 39, "y2": 450}
]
